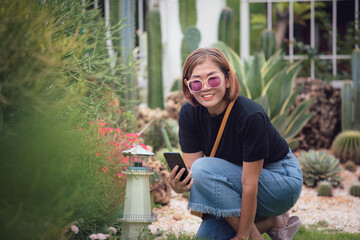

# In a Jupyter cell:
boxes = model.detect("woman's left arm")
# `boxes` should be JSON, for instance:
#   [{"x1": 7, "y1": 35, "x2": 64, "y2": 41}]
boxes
[{"x1": 236, "y1": 159, "x2": 264, "y2": 239}]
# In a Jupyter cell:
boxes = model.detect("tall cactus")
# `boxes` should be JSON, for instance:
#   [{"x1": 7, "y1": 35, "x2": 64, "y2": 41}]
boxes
[
  {"x1": 146, "y1": 8, "x2": 164, "y2": 109},
  {"x1": 352, "y1": 48, "x2": 360, "y2": 130},
  {"x1": 179, "y1": 0, "x2": 197, "y2": 33},
  {"x1": 226, "y1": 0, "x2": 240, "y2": 54},
  {"x1": 260, "y1": 29, "x2": 278, "y2": 60},
  {"x1": 218, "y1": 7, "x2": 235, "y2": 50},
  {"x1": 120, "y1": 0, "x2": 136, "y2": 113},
  {"x1": 181, "y1": 26, "x2": 201, "y2": 67},
  {"x1": 341, "y1": 80, "x2": 353, "y2": 130}
]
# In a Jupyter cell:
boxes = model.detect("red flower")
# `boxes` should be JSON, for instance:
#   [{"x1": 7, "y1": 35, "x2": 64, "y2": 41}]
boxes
[{"x1": 102, "y1": 165, "x2": 109, "y2": 173}]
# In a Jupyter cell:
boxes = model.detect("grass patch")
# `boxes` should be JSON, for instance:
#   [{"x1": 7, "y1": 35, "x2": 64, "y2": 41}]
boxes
[{"x1": 153, "y1": 226, "x2": 360, "y2": 240}]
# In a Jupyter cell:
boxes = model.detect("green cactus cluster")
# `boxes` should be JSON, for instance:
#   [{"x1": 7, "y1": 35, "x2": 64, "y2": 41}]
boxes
[
  {"x1": 298, "y1": 150, "x2": 343, "y2": 188},
  {"x1": 317, "y1": 181, "x2": 333, "y2": 197},
  {"x1": 146, "y1": 7, "x2": 164, "y2": 109},
  {"x1": 331, "y1": 130, "x2": 360, "y2": 165},
  {"x1": 349, "y1": 183, "x2": 360, "y2": 197}
]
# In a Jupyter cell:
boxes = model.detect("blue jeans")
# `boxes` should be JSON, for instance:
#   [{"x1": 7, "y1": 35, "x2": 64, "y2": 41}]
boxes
[{"x1": 188, "y1": 149, "x2": 303, "y2": 240}]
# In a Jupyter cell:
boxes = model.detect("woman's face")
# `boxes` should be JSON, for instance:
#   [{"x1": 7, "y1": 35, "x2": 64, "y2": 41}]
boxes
[{"x1": 186, "y1": 60, "x2": 230, "y2": 116}]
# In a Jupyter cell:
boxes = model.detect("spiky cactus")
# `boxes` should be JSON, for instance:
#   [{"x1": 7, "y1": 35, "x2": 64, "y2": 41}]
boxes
[
  {"x1": 352, "y1": 48, "x2": 360, "y2": 130},
  {"x1": 181, "y1": 26, "x2": 201, "y2": 66},
  {"x1": 344, "y1": 160, "x2": 357, "y2": 172},
  {"x1": 331, "y1": 130, "x2": 360, "y2": 164},
  {"x1": 298, "y1": 150, "x2": 343, "y2": 188},
  {"x1": 260, "y1": 29, "x2": 278, "y2": 60},
  {"x1": 146, "y1": 8, "x2": 164, "y2": 109},
  {"x1": 120, "y1": 0, "x2": 136, "y2": 113},
  {"x1": 218, "y1": 7, "x2": 235, "y2": 50},
  {"x1": 317, "y1": 181, "x2": 333, "y2": 197},
  {"x1": 179, "y1": 0, "x2": 197, "y2": 33},
  {"x1": 341, "y1": 80, "x2": 354, "y2": 131},
  {"x1": 350, "y1": 183, "x2": 360, "y2": 197}
]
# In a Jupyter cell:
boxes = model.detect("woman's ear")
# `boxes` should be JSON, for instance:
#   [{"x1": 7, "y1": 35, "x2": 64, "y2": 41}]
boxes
[{"x1": 225, "y1": 73, "x2": 231, "y2": 88}]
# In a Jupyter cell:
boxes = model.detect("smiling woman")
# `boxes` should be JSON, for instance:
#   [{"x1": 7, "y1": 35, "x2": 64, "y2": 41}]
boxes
[{"x1": 168, "y1": 47, "x2": 304, "y2": 240}]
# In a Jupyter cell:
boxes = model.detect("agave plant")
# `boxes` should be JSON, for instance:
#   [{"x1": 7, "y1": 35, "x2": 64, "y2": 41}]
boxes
[
  {"x1": 212, "y1": 42, "x2": 315, "y2": 148},
  {"x1": 298, "y1": 150, "x2": 343, "y2": 188}
]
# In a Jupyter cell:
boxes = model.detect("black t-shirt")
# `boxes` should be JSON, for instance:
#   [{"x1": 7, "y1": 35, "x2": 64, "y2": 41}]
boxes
[{"x1": 179, "y1": 95, "x2": 289, "y2": 165}]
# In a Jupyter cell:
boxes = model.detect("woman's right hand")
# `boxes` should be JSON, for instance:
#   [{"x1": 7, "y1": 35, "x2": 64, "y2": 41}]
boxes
[{"x1": 169, "y1": 165, "x2": 193, "y2": 194}]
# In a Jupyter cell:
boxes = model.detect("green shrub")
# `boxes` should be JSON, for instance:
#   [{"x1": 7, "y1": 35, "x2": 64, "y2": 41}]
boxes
[
  {"x1": 0, "y1": 1, "x2": 133, "y2": 239},
  {"x1": 331, "y1": 130, "x2": 360, "y2": 164},
  {"x1": 298, "y1": 150, "x2": 343, "y2": 188},
  {"x1": 349, "y1": 183, "x2": 360, "y2": 197},
  {"x1": 344, "y1": 160, "x2": 357, "y2": 172},
  {"x1": 317, "y1": 181, "x2": 333, "y2": 197}
]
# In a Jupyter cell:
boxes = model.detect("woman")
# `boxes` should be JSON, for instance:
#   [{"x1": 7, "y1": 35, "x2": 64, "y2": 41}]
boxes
[{"x1": 169, "y1": 47, "x2": 303, "y2": 240}]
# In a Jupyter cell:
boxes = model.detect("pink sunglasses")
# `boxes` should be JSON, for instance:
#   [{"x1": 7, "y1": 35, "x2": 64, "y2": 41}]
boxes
[{"x1": 186, "y1": 74, "x2": 223, "y2": 92}]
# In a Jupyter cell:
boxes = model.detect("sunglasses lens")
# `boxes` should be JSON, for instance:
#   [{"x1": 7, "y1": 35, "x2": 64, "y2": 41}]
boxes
[
  {"x1": 208, "y1": 76, "x2": 221, "y2": 88},
  {"x1": 189, "y1": 80, "x2": 202, "y2": 92}
]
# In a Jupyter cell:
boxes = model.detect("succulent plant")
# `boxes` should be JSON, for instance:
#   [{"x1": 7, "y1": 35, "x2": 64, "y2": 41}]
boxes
[
  {"x1": 331, "y1": 130, "x2": 360, "y2": 164},
  {"x1": 344, "y1": 160, "x2": 357, "y2": 172},
  {"x1": 317, "y1": 181, "x2": 333, "y2": 197},
  {"x1": 298, "y1": 150, "x2": 343, "y2": 188},
  {"x1": 260, "y1": 29, "x2": 277, "y2": 60},
  {"x1": 349, "y1": 183, "x2": 360, "y2": 197}
]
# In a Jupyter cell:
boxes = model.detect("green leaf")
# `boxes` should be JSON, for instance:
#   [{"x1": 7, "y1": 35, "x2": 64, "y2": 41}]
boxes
[
  {"x1": 271, "y1": 109, "x2": 290, "y2": 135},
  {"x1": 284, "y1": 112, "x2": 315, "y2": 140},
  {"x1": 254, "y1": 95, "x2": 270, "y2": 116},
  {"x1": 246, "y1": 53, "x2": 263, "y2": 99},
  {"x1": 264, "y1": 69, "x2": 292, "y2": 118},
  {"x1": 261, "y1": 50, "x2": 285, "y2": 85},
  {"x1": 280, "y1": 83, "x2": 304, "y2": 114}
]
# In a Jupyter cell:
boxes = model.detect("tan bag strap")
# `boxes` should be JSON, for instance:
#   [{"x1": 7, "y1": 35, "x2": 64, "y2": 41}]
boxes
[{"x1": 210, "y1": 99, "x2": 236, "y2": 157}]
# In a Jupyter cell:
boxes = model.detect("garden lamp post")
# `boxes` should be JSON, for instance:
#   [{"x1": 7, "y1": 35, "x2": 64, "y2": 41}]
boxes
[{"x1": 118, "y1": 145, "x2": 157, "y2": 239}]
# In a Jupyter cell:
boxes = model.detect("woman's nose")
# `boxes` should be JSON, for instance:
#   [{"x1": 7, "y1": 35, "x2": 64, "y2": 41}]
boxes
[{"x1": 202, "y1": 80, "x2": 211, "y2": 90}]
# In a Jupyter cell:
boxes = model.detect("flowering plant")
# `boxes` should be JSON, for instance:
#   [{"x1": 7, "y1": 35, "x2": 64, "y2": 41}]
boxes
[
  {"x1": 67, "y1": 119, "x2": 151, "y2": 239},
  {"x1": 91, "y1": 119, "x2": 149, "y2": 178}
]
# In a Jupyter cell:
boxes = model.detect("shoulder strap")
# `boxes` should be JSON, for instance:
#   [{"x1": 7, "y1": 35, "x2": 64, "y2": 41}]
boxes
[{"x1": 210, "y1": 99, "x2": 236, "y2": 157}]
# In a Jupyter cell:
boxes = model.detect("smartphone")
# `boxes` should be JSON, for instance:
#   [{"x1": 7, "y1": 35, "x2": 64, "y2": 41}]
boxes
[{"x1": 163, "y1": 152, "x2": 190, "y2": 183}]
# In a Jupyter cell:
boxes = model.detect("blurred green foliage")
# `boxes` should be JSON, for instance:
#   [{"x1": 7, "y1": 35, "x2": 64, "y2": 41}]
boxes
[{"x1": 0, "y1": 0, "x2": 134, "y2": 239}]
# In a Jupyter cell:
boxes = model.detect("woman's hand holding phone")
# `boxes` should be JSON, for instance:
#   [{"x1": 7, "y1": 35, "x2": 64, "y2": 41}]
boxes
[{"x1": 169, "y1": 165, "x2": 193, "y2": 194}]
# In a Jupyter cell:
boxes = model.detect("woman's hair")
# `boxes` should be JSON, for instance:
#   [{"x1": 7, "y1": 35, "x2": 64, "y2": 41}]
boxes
[{"x1": 182, "y1": 47, "x2": 240, "y2": 106}]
